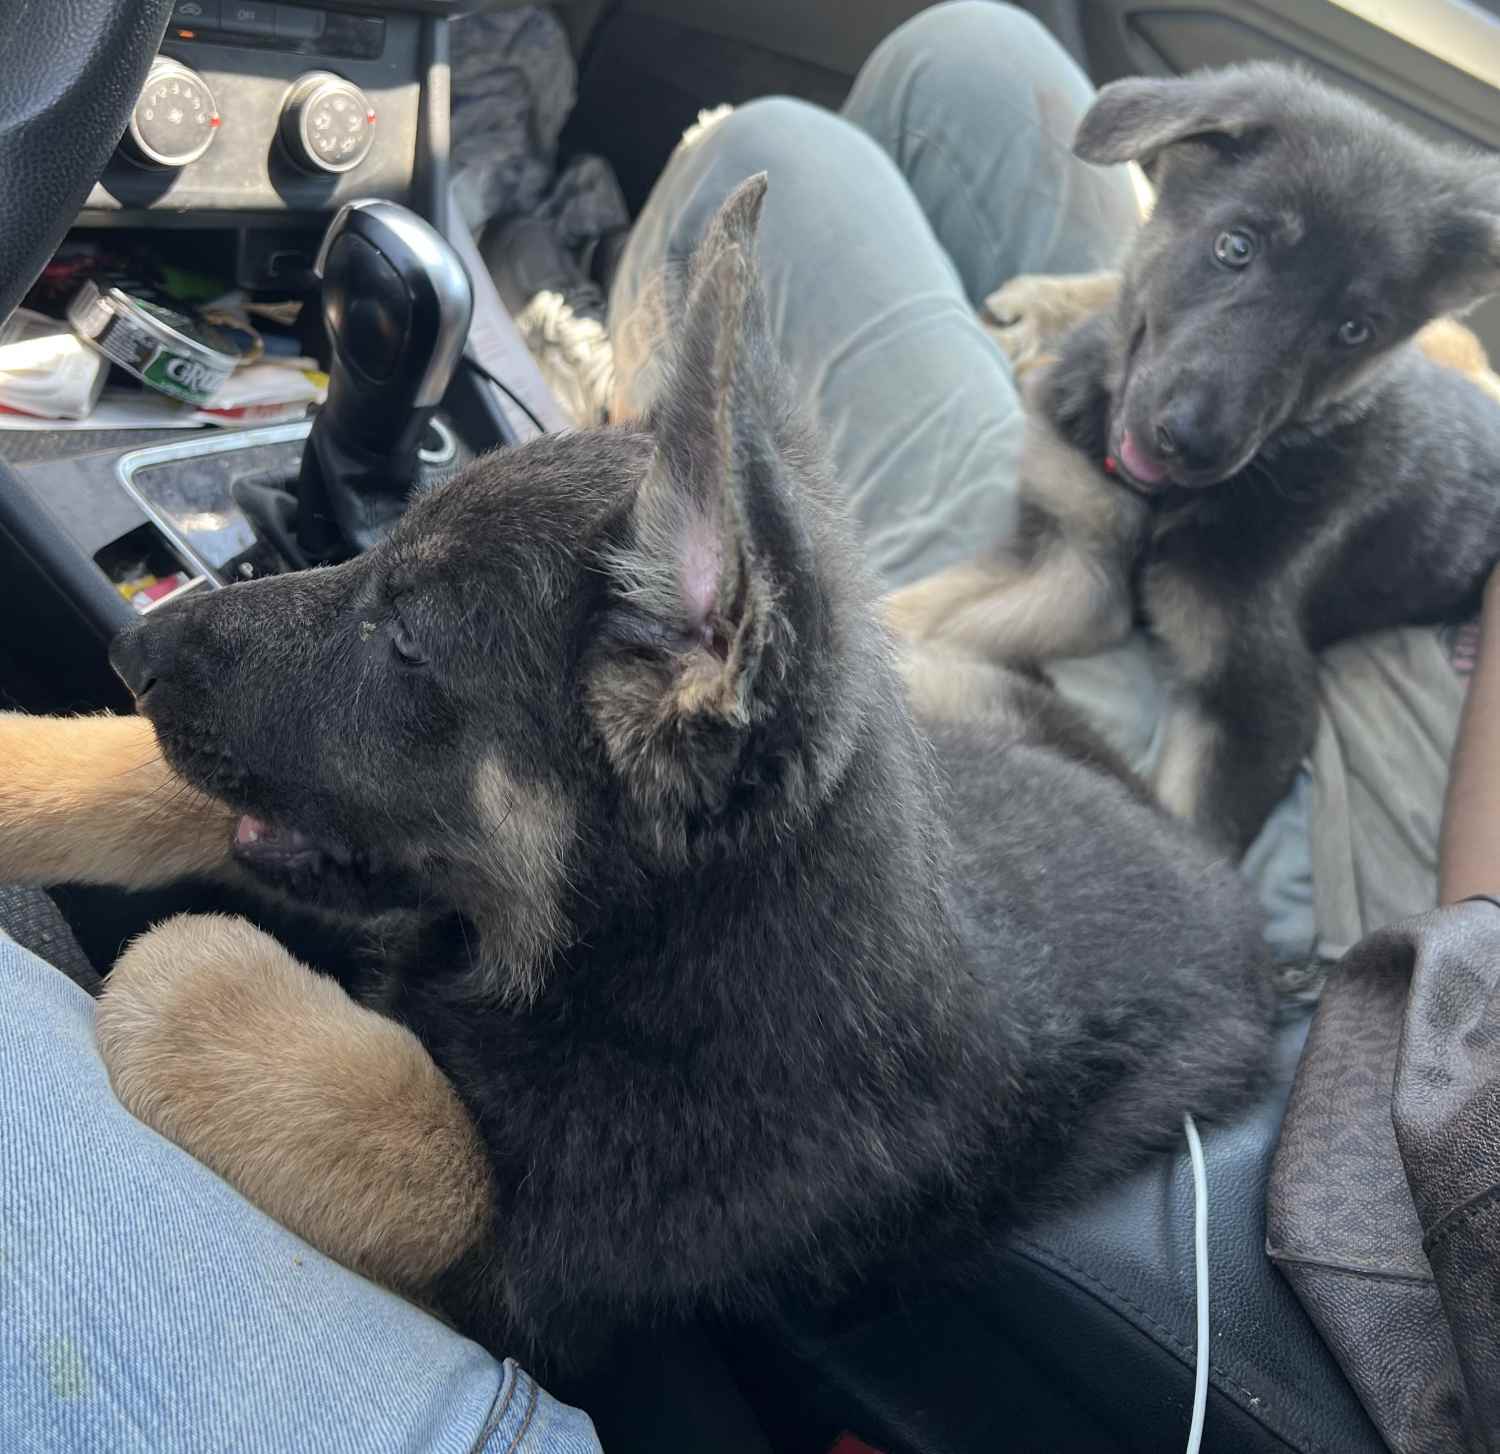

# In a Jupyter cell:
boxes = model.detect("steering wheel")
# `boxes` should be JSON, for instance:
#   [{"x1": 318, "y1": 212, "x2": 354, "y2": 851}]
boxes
[{"x1": 0, "y1": 0, "x2": 175, "y2": 322}]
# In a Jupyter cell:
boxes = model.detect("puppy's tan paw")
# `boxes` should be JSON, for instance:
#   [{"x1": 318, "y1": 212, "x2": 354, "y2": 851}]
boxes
[
  {"x1": 1416, "y1": 316, "x2": 1500, "y2": 406},
  {"x1": 882, "y1": 582, "x2": 938, "y2": 641},
  {"x1": 97, "y1": 913, "x2": 493, "y2": 1296},
  {"x1": 981, "y1": 271, "x2": 1122, "y2": 374}
]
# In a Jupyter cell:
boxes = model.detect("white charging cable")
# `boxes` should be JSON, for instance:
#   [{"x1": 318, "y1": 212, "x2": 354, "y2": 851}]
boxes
[{"x1": 1183, "y1": 1111, "x2": 1210, "y2": 1454}]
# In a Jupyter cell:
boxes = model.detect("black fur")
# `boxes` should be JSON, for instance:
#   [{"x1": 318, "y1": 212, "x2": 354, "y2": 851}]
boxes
[
  {"x1": 116, "y1": 177, "x2": 1273, "y2": 1371},
  {"x1": 1055, "y1": 63, "x2": 1500, "y2": 850}
]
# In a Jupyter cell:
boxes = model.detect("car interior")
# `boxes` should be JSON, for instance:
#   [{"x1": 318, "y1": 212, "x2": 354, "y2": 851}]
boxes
[{"x1": 4, "y1": 1, "x2": 1500, "y2": 1450}]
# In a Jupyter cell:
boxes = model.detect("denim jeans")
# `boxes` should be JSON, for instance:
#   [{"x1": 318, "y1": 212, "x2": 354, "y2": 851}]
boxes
[{"x1": 0, "y1": 933, "x2": 601, "y2": 1453}]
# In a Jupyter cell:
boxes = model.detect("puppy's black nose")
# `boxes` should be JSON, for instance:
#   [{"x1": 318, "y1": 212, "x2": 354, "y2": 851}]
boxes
[
  {"x1": 1154, "y1": 399, "x2": 1229, "y2": 475},
  {"x1": 109, "y1": 613, "x2": 184, "y2": 699}
]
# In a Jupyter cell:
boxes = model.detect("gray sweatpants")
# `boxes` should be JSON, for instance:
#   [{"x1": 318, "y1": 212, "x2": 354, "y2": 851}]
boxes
[{"x1": 609, "y1": 0, "x2": 1466, "y2": 958}]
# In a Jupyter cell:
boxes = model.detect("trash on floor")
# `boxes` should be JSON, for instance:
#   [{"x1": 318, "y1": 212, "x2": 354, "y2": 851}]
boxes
[{"x1": 116, "y1": 569, "x2": 196, "y2": 612}]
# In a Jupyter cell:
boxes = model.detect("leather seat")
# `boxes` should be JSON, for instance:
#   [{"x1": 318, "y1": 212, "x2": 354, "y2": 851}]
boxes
[
  {"x1": 723, "y1": 1004, "x2": 1384, "y2": 1453},
  {"x1": 0, "y1": 885, "x2": 100, "y2": 997}
]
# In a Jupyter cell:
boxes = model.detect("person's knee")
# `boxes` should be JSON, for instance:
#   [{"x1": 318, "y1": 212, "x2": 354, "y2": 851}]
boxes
[
  {"x1": 705, "y1": 96, "x2": 850, "y2": 177},
  {"x1": 873, "y1": 1, "x2": 1063, "y2": 80},
  {"x1": 687, "y1": 95, "x2": 898, "y2": 232},
  {"x1": 858, "y1": 0, "x2": 1092, "y2": 153}
]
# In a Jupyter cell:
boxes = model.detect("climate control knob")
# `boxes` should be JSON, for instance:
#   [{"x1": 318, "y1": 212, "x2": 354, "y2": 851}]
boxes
[
  {"x1": 121, "y1": 57, "x2": 219, "y2": 169},
  {"x1": 280, "y1": 72, "x2": 377, "y2": 175}
]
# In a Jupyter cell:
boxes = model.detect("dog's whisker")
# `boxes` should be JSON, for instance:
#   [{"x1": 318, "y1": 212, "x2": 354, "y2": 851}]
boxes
[{"x1": 455, "y1": 912, "x2": 478, "y2": 978}]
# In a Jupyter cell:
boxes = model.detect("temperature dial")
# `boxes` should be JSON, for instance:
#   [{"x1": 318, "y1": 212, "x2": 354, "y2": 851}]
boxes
[
  {"x1": 122, "y1": 58, "x2": 219, "y2": 169},
  {"x1": 280, "y1": 72, "x2": 376, "y2": 175}
]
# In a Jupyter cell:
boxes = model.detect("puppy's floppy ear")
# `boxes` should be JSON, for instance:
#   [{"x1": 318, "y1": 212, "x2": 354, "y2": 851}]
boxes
[
  {"x1": 1429, "y1": 165, "x2": 1500, "y2": 316},
  {"x1": 1074, "y1": 70, "x2": 1262, "y2": 172},
  {"x1": 589, "y1": 175, "x2": 804, "y2": 819}
]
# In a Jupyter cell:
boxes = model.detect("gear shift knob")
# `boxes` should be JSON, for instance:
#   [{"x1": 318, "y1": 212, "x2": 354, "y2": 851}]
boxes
[{"x1": 297, "y1": 199, "x2": 473, "y2": 556}]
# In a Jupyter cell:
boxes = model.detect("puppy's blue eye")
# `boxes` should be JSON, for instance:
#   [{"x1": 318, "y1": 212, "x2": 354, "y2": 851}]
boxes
[
  {"x1": 1337, "y1": 318, "x2": 1372, "y2": 347},
  {"x1": 1212, "y1": 229, "x2": 1256, "y2": 268}
]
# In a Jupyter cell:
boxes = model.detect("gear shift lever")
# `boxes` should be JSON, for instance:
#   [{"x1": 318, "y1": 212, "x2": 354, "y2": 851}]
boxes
[{"x1": 296, "y1": 199, "x2": 473, "y2": 558}]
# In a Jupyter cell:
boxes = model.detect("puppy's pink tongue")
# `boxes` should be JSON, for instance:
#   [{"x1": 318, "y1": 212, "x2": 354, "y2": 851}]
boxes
[
  {"x1": 1119, "y1": 430, "x2": 1167, "y2": 485},
  {"x1": 235, "y1": 815, "x2": 270, "y2": 846}
]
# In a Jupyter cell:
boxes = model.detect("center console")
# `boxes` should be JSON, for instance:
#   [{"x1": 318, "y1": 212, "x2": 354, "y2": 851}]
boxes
[
  {"x1": 87, "y1": 4, "x2": 431, "y2": 227},
  {"x1": 0, "y1": 2, "x2": 566, "y2": 713}
]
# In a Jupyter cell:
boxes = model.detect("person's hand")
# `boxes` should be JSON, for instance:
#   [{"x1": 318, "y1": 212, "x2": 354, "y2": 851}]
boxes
[
  {"x1": 1440, "y1": 562, "x2": 1500, "y2": 902},
  {"x1": 1483, "y1": 560, "x2": 1500, "y2": 613}
]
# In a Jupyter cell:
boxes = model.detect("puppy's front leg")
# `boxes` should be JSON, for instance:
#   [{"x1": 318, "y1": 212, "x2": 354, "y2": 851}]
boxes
[
  {"x1": 1153, "y1": 632, "x2": 1319, "y2": 856},
  {"x1": 0, "y1": 713, "x2": 233, "y2": 889},
  {"x1": 96, "y1": 913, "x2": 494, "y2": 1298},
  {"x1": 885, "y1": 537, "x2": 1133, "y2": 664}
]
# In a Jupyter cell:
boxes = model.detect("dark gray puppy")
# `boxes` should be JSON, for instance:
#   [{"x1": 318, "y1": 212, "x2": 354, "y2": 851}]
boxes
[
  {"x1": 109, "y1": 178, "x2": 1273, "y2": 1372},
  {"x1": 889, "y1": 63, "x2": 1500, "y2": 853}
]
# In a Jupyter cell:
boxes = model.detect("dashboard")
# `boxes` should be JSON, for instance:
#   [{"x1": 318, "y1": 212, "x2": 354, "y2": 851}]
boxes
[{"x1": 79, "y1": 2, "x2": 459, "y2": 226}]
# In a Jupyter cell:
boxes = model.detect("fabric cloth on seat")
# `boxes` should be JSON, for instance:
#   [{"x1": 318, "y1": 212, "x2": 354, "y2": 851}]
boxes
[{"x1": 1270, "y1": 898, "x2": 1500, "y2": 1452}]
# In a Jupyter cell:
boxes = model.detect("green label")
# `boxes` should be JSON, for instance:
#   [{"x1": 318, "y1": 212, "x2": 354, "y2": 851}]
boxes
[{"x1": 142, "y1": 347, "x2": 227, "y2": 405}]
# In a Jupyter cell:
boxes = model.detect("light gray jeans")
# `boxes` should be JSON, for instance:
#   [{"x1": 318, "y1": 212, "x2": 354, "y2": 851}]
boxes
[
  {"x1": 610, "y1": 0, "x2": 1468, "y2": 959},
  {"x1": 611, "y1": 0, "x2": 1138, "y2": 592}
]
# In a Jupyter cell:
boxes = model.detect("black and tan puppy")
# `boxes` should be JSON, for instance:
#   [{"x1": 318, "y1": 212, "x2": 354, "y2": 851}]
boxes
[
  {"x1": 0, "y1": 179, "x2": 1272, "y2": 1372},
  {"x1": 889, "y1": 63, "x2": 1500, "y2": 854}
]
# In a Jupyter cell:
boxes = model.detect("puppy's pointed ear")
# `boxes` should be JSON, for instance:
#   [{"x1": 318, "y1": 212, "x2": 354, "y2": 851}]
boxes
[
  {"x1": 589, "y1": 176, "x2": 798, "y2": 819},
  {"x1": 1074, "y1": 71, "x2": 1261, "y2": 171},
  {"x1": 692, "y1": 168, "x2": 768, "y2": 285}
]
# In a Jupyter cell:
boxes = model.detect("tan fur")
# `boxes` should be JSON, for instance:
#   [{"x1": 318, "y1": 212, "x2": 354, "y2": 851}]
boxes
[
  {"x1": 0, "y1": 712, "x2": 233, "y2": 889},
  {"x1": 885, "y1": 546, "x2": 1131, "y2": 663},
  {"x1": 610, "y1": 265, "x2": 674, "y2": 421},
  {"x1": 884, "y1": 405, "x2": 1138, "y2": 663},
  {"x1": 467, "y1": 759, "x2": 573, "y2": 1001},
  {"x1": 1152, "y1": 701, "x2": 1220, "y2": 821},
  {"x1": 1417, "y1": 315, "x2": 1500, "y2": 405},
  {"x1": 96, "y1": 912, "x2": 494, "y2": 1297},
  {"x1": 1015, "y1": 392, "x2": 1143, "y2": 539},
  {"x1": 586, "y1": 650, "x2": 746, "y2": 778},
  {"x1": 1141, "y1": 567, "x2": 1232, "y2": 683},
  {"x1": 900, "y1": 643, "x2": 1029, "y2": 731},
  {"x1": 982, "y1": 271, "x2": 1123, "y2": 380}
]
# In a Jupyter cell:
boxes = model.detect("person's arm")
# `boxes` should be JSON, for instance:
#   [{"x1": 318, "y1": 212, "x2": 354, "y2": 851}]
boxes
[{"x1": 1439, "y1": 568, "x2": 1500, "y2": 902}]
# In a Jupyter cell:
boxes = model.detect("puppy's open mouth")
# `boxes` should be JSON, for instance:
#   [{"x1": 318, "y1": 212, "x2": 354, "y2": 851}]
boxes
[
  {"x1": 1113, "y1": 428, "x2": 1171, "y2": 493},
  {"x1": 1109, "y1": 326, "x2": 1176, "y2": 495},
  {"x1": 232, "y1": 814, "x2": 351, "y2": 877}
]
